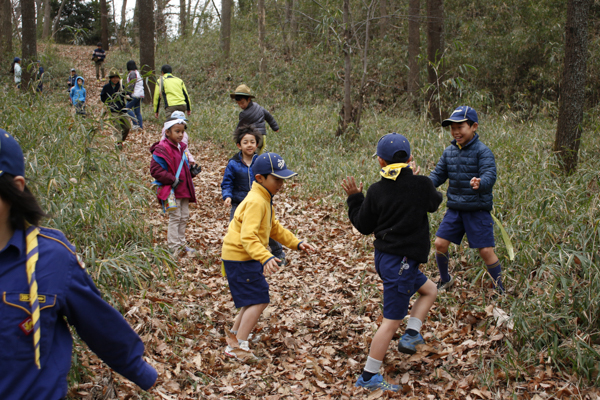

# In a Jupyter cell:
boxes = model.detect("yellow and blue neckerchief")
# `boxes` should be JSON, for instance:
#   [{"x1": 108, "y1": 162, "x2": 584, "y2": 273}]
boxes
[
  {"x1": 380, "y1": 163, "x2": 410, "y2": 181},
  {"x1": 25, "y1": 223, "x2": 41, "y2": 369}
]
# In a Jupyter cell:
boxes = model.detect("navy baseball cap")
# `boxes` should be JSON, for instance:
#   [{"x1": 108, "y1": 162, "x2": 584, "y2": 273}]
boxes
[
  {"x1": 0, "y1": 129, "x2": 25, "y2": 177},
  {"x1": 442, "y1": 106, "x2": 478, "y2": 127},
  {"x1": 253, "y1": 152, "x2": 297, "y2": 179},
  {"x1": 374, "y1": 133, "x2": 411, "y2": 162}
]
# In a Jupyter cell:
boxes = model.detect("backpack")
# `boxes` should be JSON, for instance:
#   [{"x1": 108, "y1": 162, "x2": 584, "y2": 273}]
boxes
[{"x1": 9, "y1": 62, "x2": 15, "y2": 74}]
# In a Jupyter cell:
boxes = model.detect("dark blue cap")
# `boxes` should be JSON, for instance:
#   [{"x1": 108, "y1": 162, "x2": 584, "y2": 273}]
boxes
[
  {"x1": 375, "y1": 133, "x2": 411, "y2": 162},
  {"x1": 0, "y1": 130, "x2": 25, "y2": 177},
  {"x1": 253, "y1": 152, "x2": 297, "y2": 179},
  {"x1": 442, "y1": 106, "x2": 479, "y2": 127}
]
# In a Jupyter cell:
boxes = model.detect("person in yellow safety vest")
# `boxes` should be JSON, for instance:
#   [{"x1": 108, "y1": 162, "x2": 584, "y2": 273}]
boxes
[{"x1": 153, "y1": 64, "x2": 191, "y2": 120}]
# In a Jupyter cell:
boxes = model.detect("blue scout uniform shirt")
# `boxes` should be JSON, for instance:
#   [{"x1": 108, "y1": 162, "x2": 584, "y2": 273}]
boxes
[{"x1": 0, "y1": 227, "x2": 157, "y2": 400}]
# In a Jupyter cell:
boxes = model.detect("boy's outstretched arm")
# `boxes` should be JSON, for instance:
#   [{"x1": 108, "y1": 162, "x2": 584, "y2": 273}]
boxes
[
  {"x1": 342, "y1": 176, "x2": 378, "y2": 235},
  {"x1": 299, "y1": 242, "x2": 315, "y2": 253},
  {"x1": 476, "y1": 148, "x2": 497, "y2": 191},
  {"x1": 429, "y1": 153, "x2": 448, "y2": 187}
]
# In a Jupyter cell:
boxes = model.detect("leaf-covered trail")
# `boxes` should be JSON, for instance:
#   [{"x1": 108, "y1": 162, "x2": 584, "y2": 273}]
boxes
[{"x1": 62, "y1": 45, "x2": 599, "y2": 400}]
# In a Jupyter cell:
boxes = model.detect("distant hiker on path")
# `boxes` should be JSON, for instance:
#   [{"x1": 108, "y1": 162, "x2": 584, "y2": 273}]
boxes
[
  {"x1": 67, "y1": 68, "x2": 77, "y2": 91},
  {"x1": 125, "y1": 60, "x2": 144, "y2": 130},
  {"x1": 35, "y1": 61, "x2": 44, "y2": 93},
  {"x1": 231, "y1": 84, "x2": 279, "y2": 154},
  {"x1": 101, "y1": 69, "x2": 131, "y2": 147},
  {"x1": 153, "y1": 65, "x2": 191, "y2": 120},
  {"x1": 0, "y1": 130, "x2": 157, "y2": 399},
  {"x1": 92, "y1": 42, "x2": 106, "y2": 81},
  {"x1": 12, "y1": 57, "x2": 21, "y2": 89}
]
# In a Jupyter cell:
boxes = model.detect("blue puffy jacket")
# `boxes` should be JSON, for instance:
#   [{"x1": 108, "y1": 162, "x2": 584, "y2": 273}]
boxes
[
  {"x1": 69, "y1": 76, "x2": 86, "y2": 104},
  {"x1": 221, "y1": 152, "x2": 257, "y2": 205},
  {"x1": 429, "y1": 134, "x2": 496, "y2": 211}
]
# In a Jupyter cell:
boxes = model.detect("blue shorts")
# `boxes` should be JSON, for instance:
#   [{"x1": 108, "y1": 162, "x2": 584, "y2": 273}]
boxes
[
  {"x1": 223, "y1": 260, "x2": 270, "y2": 308},
  {"x1": 436, "y1": 209, "x2": 495, "y2": 248},
  {"x1": 374, "y1": 250, "x2": 428, "y2": 320}
]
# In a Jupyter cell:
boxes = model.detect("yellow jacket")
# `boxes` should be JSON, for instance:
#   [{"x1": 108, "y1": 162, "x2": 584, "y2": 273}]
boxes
[
  {"x1": 222, "y1": 182, "x2": 301, "y2": 265},
  {"x1": 153, "y1": 73, "x2": 191, "y2": 113}
]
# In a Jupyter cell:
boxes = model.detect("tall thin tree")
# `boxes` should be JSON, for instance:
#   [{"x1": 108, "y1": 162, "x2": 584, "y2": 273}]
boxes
[
  {"x1": 220, "y1": 0, "x2": 232, "y2": 58},
  {"x1": 426, "y1": 0, "x2": 443, "y2": 123},
  {"x1": 337, "y1": 0, "x2": 352, "y2": 136},
  {"x1": 378, "y1": 0, "x2": 387, "y2": 38},
  {"x1": 407, "y1": 0, "x2": 420, "y2": 112},
  {"x1": 22, "y1": 0, "x2": 38, "y2": 91},
  {"x1": 0, "y1": 0, "x2": 13, "y2": 60},
  {"x1": 180, "y1": 0, "x2": 187, "y2": 35},
  {"x1": 553, "y1": 0, "x2": 592, "y2": 174},
  {"x1": 139, "y1": 0, "x2": 155, "y2": 103},
  {"x1": 258, "y1": 0, "x2": 266, "y2": 73},
  {"x1": 100, "y1": 0, "x2": 109, "y2": 49},
  {"x1": 42, "y1": 0, "x2": 51, "y2": 39}
]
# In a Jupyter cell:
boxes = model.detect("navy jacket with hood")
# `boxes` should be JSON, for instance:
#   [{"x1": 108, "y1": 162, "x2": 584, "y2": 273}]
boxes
[
  {"x1": 221, "y1": 152, "x2": 257, "y2": 205},
  {"x1": 429, "y1": 133, "x2": 496, "y2": 212}
]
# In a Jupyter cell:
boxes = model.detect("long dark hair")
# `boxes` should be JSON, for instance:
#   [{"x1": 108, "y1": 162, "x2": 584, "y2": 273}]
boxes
[
  {"x1": 126, "y1": 60, "x2": 138, "y2": 71},
  {"x1": 0, "y1": 174, "x2": 47, "y2": 230}
]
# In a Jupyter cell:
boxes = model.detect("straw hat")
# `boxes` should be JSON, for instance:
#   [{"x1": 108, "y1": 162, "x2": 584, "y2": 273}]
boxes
[{"x1": 230, "y1": 84, "x2": 255, "y2": 99}]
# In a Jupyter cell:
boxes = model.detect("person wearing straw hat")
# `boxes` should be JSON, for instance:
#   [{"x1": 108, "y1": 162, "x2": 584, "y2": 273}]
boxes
[
  {"x1": 101, "y1": 68, "x2": 132, "y2": 147},
  {"x1": 0, "y1": 130, "x2": 157, "y2": 399},
  {"x1": 230, "y1": 84, "x2": 279, "y2": 154}
]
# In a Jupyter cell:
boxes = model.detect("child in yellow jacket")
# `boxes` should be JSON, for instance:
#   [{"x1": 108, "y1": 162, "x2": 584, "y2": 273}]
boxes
[{"x1": 221, "y1": 152, "x2": 314, "y2": 361}]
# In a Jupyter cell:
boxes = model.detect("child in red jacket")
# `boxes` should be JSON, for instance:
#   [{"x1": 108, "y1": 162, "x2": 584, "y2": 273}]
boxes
[{"x1": 150, "y1": 118, "x2": 197, "y2": 256}]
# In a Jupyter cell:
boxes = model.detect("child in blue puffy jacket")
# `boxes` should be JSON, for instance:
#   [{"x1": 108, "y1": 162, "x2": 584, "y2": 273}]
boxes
[
  {"x1": 429, "y1": 106, "x2": 504, "y2": 294},
  {"x1": 69, "y1": 76, "x2": 86, "y2": 116},
  {"x1": 221, "y1": 124, "x2": 286, "y2": 265}
]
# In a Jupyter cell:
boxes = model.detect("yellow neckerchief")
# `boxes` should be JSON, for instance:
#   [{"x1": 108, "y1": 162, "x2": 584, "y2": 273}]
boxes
[
  {"x1": 380, "y1": 163, "x2": 410, "y2": 181},
  {"x1": 24, "y1": 222, "x2": 41, "y2": 369}
]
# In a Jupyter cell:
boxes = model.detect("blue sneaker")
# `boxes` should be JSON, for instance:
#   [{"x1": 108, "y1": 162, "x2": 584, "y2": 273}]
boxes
[
  {"x1": 355, "y1": 373, "x2": 399, "y2": 392},
  {"x1": 397, "y1": 332, "x2": 425, "y2": 355}
]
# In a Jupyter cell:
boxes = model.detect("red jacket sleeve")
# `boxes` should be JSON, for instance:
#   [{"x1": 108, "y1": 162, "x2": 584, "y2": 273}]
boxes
[{"x1": 150, "y1": 157, "x2": 176, "y2": 185}]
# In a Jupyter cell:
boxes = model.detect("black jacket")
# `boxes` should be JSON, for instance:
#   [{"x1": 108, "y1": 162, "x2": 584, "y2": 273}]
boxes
[
  {"x1": 237, "y1": 101, "x2": 279, "y2": 135},
  {"x1": 100, "y1": 81, "x2": 128, "y2": 113},
  {"x1": 347, "y1": 168, "x2": 443, "y2": 263}
]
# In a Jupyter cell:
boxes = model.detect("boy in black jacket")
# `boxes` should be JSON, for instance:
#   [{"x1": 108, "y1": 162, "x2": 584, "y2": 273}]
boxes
[{"x1": 342, "y1": 133, "x2": 442, "y2": 393}]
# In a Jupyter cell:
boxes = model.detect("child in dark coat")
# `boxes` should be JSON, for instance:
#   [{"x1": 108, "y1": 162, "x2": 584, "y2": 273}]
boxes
[{"x1": 230, "y1": 84, "x2": 279, "y2": 154}]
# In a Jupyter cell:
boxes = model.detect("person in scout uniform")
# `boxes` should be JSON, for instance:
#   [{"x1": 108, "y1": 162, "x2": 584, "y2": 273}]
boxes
[
  {"x1": 231, "y1": 84, "x2": 279, "y2": 154},
  {"x1": 0, "y1": 130, "x2": 157, "y2": 399},
  {"x1": 153, "y1": 64, "x2": 191, "y2": 120}
]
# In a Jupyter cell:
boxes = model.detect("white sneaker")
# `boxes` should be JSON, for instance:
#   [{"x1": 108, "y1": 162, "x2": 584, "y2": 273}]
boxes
[{"x1": 224, "y1": 344, "x2": 257, "y2": 363}]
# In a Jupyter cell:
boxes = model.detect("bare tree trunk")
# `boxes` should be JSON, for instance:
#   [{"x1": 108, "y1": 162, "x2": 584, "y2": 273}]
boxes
[
  {"x1": 36, "y1": 0, "x2": 43, "y2": 37},
  {"x1": 379, "y1": 0, "x2": 387, "y2": 39},
  {"x1": 132, "y1": 0, "x2": 139, "y2": 46},
  {"x1": 100, "y1": 0, "x2": 109, "y2": 49},
  {"x1": 553, "y1": 0, "x2": 591, "y2": 174},
  {"x1": 111, "y1": 0, "x2": 118, "y2": 45},
  {"x1": 238, "y1": 0, "x2": 250, "y2": 15},
  {"x1": 355, "y1": 0, "x2": 375, "y2": 130},
  {"x1": 22, "y1": 0, "x2": 37, "y2": 91},
  {"x1": 258, "y1": 0, "x2": 266, "y2": 73},
  {"x1": 220, "y1": 0, "x2": 231, "y2": 58},
  {"x1": 0, "y1": 0, "x2": 13, "y2": 60},
  {"x1": 426, "y1": 0, "x2": 443, "y2": 123},
  {"x1": 51, "y1": 0, "x2": 66, "y2": 37},
  {"x1": 139, "y1": 0, "x2": 155, "y2": 104},
  {"x1": 407, "y1": 0, "x2": 420, "y2": 112},
  {"x1": 193, "y1": 0, "x2": 210, "y2": 36},
  {"x1": 42, "y1": 0, "x2": 51, "y2": 39},
  {"x1": 337, "y1": 0, "x2": 352, "y2": 137},
  {"x1": 180, "y1": 0, "x2": 187, "y2": 35},
  {"x1": 155, "y1": 0, "x2": 167, "y2": 41}
]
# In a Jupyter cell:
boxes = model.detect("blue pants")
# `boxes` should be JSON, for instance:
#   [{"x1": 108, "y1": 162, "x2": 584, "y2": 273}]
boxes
[{"x1": 126, "y1": 97, "x2": 143, "y2": 129}]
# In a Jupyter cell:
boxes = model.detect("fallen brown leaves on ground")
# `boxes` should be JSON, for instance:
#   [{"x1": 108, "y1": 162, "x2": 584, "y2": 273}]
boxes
[{"x1": 57, "y1": 45, "x2": 600, "y2": 400}]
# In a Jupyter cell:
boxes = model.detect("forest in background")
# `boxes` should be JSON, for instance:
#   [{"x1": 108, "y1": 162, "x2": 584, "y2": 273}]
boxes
[{"x1": 1, "y1": 0, "x2": 600, "y2": 397}]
